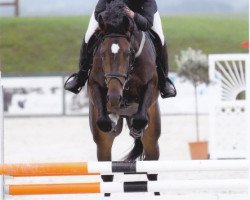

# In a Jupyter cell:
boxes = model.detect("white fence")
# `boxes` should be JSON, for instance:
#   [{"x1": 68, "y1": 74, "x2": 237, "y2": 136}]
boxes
[
  {"x1": 209, "y1": 54, "x2": 249, "y2": 159},
  {"x1": 1, "y1": 73, "x2": 210, "y2": 116}
]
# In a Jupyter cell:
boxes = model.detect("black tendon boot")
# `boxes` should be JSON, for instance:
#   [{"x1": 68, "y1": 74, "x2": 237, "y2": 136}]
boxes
[
  {"x1": 64, "y1": 41, "x2": 91, "y2": 94},
  {"x1": 157, "y1": 43, "x2": 177, "y2": 98}
]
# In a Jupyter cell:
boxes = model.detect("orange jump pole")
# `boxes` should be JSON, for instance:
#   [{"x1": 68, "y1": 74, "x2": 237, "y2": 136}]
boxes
[
  {"x1": 0, "y1": 160, "x2": 249, "y2": 177},
  {"x1": 0, "y1": 163, "x2": 99, "y2": 177},
  {"x1": 6, "y1": 179, "x2": 249, "y2": 195},
  {"x1": 8, "y1": 183, "x2": 101, "y2": 195}
]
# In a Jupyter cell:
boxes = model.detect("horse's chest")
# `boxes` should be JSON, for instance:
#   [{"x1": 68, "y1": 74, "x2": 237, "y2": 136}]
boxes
[{"x1": 124, "y1": 77, "x2": 143, "y2": 97}]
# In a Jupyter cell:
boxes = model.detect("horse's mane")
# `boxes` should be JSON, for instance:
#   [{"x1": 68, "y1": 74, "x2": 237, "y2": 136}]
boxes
[{"x1": 102, "y1": 0, "x2": 132, "y2": 34}]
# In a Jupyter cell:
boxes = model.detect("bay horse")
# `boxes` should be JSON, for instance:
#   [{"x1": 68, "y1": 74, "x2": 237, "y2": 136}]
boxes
[{"x1": 87, "y1": 0, "x2": 161, "y2": 196}]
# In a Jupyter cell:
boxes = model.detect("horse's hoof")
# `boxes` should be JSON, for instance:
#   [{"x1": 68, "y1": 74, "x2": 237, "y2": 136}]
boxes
[
  {"x1": 131, "y1": 115, "x2": 148, "y2": 131},
  {"x1": 97, "y1": 117, "x2": 112, "y2": 132}
]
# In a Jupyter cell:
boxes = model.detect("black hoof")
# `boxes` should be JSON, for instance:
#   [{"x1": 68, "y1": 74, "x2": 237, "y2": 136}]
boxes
[
  {"x1": 132, "y1": 115, "x2": 148, "y2": 131},
  {"x1": 97, "y1": 117, "x2": 113, "y2": 132}
]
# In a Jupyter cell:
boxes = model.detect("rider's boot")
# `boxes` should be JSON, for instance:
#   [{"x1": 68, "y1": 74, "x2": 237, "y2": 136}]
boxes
[
  {"x1": 156, "y1": 43, "x2": 177, "y2": 98},
  {"x1": 64, "y1": 41, "x2": 91, "y2": 94}
]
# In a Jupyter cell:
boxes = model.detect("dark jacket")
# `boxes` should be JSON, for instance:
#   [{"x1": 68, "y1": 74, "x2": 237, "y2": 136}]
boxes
[{"x1": 94, "y1": 0, "x2": 157, "y2": 31}]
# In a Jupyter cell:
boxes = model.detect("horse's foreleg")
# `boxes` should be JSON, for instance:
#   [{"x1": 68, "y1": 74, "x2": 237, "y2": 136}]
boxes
[
  {"x1": 97, "y1": 136, "x2": 115, "y2": 197},
  {"x1": 132, "y1": 81, "x2": 158, "y2": 131},
  {"x1": 141, "y1": 102, "x2": 161, "y2": 196},
  {"x1": 89, "y1": 103, "x2": 115, "y2": 197},
  {"x1": 89, "y1": 84, "x2": 113, "y2": 132},
  {"x1": 96, "y1": 136, "x2": 115, "y2": 197}
]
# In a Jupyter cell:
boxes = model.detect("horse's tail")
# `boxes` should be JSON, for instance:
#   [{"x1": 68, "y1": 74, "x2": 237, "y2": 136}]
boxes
[{"x1": 124, "y1": 138, "x2": 144, "y2": 161}]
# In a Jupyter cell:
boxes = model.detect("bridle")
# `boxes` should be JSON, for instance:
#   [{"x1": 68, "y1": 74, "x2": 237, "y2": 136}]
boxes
[{"x1": 102, "y1": 33, "x2": 136, "y2": 89}]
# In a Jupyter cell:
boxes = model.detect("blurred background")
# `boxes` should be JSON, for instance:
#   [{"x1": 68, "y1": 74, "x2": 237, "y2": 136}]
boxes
[
  {"x1": 0, "y1": 0, "x2": 249, "y2": 158},
  {"x1": 0, "y1": 0, "x2": 248, "y2": 16},
  {"x1": 0, "y1": 0, "x2": 249, "y2": 155},
  {"x1": 0, "y1": 0, "x2": 249, "y2": 199}
]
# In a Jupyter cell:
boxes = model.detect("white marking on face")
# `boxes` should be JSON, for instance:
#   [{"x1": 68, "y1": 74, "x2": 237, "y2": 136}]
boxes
[{"x1": 111, "y1": 43, "x2": 120, "y2": 54}]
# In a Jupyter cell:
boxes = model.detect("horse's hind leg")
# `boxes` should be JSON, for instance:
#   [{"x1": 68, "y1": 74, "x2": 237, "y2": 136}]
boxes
[
  {"x1": 141, "y1": 102, "x2": 161, "y2": 196},
  {"x1": 89, "y1": 103, "x2": 116, "y2": 197}
]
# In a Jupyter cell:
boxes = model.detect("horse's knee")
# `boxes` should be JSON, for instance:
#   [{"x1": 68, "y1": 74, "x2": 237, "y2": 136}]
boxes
[
  {"x1": 131, "y1": 113, "x2": 148, "y2": 131},
  {"x1": 97, "y1": 116, "x2": 113, "y2": 132}
]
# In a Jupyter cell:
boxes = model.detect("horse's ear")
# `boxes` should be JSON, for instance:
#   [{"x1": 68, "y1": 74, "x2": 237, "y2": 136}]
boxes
[
  {"x1": 123, "y1": 16, "x2": 132, "y2": 33},
  {"x1": 98, "y1": 14, "x2": 106, "y2": 31}
]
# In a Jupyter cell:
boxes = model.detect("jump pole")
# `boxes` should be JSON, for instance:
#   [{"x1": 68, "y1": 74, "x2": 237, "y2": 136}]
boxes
[
  {"x1": 0, "y1": 160, "x2": 249, "y2": 177},
  {"x1": 5, "y1": 179, "x2": 248, "y2": 195}
]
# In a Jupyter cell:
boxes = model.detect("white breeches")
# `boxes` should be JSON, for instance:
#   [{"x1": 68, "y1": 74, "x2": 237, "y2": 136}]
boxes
[
  {"x1": 151, "y1": 11, "x2": 165, "y2": 46},
  {"x1": 85, "y1": 11, "x2": 165, "y2": 46},
  {"x1": 85, "y1": 12, "x2": 99, "y2": 43}
]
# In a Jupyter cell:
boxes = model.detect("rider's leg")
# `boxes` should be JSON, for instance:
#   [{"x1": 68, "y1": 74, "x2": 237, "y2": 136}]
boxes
[
  {"x1": 151, "y1": 12, "x2": 176, "y2": 98},
  {"x1": 64, "y1": 12, "x2": 99, "y2": 94}
]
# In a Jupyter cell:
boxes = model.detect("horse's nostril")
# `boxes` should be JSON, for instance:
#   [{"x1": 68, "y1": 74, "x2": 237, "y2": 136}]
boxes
[{"x1": 106, "y1": 93, "x2": 122, "y2": 107}]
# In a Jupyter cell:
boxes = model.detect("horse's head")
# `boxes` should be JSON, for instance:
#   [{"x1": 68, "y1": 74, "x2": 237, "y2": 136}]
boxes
[{"x1": 98, "y1": 1, "x2": 135, "y2": 108}]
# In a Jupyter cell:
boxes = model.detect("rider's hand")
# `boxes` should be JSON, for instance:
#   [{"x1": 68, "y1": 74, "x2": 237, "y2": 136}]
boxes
[{"x1": 124, "y1": 6, "x2": 135, "y2": 18}]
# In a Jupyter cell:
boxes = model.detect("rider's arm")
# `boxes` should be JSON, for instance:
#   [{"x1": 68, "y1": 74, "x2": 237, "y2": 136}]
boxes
[
  {"x1": 94, "y1": 0, "x2": 107, "y2": 20},
  {"x1": 133, "y1": 0, "x2": 157, "y2": 31}
]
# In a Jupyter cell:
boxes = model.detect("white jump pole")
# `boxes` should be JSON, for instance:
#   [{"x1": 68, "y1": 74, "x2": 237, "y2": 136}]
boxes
[
  {"x1": 87, "y1": 160, "x2": 249, "y2": 174},
  {"x1": 0, "y1": 160, "x2": 248, "y2": 177},
  {"x1": 0, "y1": 72, "x2": 4, "y2": 200}
]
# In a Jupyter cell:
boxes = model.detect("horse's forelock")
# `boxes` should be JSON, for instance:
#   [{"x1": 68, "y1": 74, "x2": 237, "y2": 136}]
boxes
[{"x1": 103, "y1": 0, "x2": 129, "y2": 34}]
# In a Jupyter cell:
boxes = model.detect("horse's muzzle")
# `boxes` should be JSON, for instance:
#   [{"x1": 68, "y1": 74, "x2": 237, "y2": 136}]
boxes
[{"x1": 107, "y1": 93, "x2": 122, "y2": 108}]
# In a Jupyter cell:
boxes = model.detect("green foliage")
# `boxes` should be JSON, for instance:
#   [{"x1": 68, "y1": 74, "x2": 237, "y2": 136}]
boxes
[
  {"x1": 0, "y1": 16, "x2": 90, "y2": 74},
  {"x1": 175, "y1": 47, "x2": 210, "y2": 141},
  {"x1": 175, "y1": 47, "x2": 209, "y2": 86},
  {"x1": 163, "y1": 15, "x2": 248, "y2": 71},
  {"x1": 0, "y1": 14, "x2": 248, "y2": 74}
]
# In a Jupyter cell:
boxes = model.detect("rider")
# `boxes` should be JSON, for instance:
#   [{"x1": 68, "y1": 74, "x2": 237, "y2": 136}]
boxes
[{"x1": 65, "y1": 0, "x2": 177, "y2": 98}]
